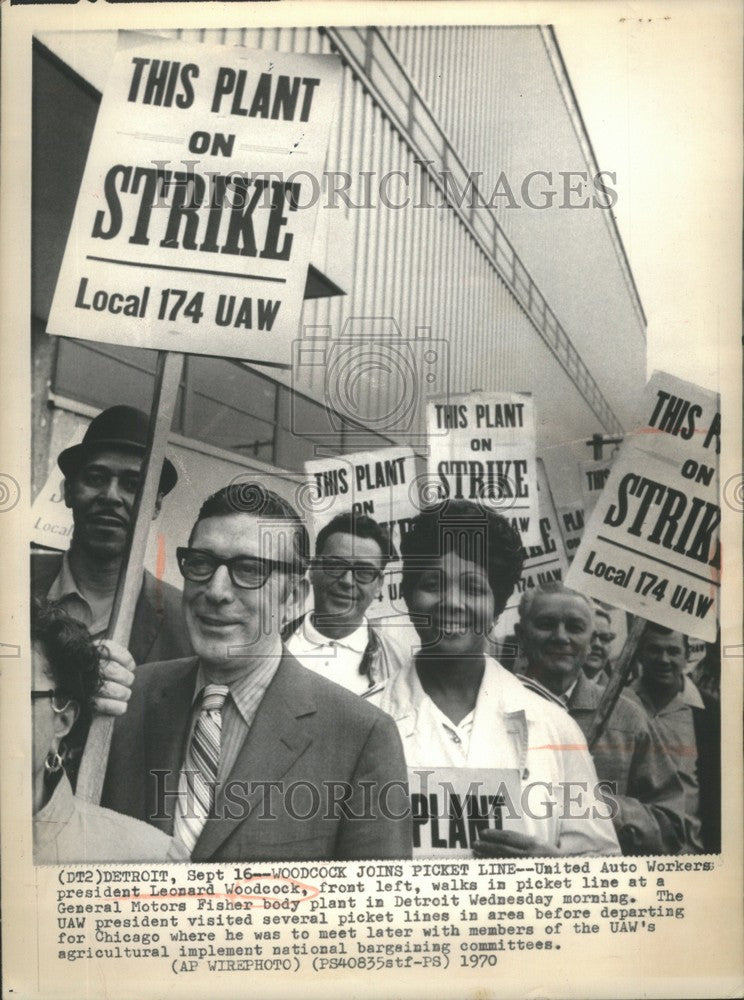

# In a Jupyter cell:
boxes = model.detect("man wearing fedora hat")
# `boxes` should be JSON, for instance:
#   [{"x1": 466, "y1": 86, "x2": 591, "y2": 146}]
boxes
[{"x1": 31, "y1": 405, "x2": 192, "y2": 669}]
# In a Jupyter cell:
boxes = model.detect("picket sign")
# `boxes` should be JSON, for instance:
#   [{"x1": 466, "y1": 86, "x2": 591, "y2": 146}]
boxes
[
  {"x1": 76, "y1": 352, "x2": 185, "y2": 803},
  {"x1": 565, "y1": 372, "x2": 720, "y2": 642},
  {"x1": 409, "y1": 767, "x2": 522, "y2": 858},
  {"x1": 425, "y1": 391, "x2": 541, "y2": 547},
  {"x1": 51, "y1": 38, "x2": 344, "y2": 804},
  {"x1": 566, "y1": 371, "x2": 720, "y2": 746},
  {"x1": 47, "y1": 38, "x2": 344, "y2": 364},
  {"x1": 586, "y1": 615, "x2": 645, "y2": 749}
]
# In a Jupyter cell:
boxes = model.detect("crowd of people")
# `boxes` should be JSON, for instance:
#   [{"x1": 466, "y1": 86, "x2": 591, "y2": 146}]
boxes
[{"x1": 31, "y1": 406, "x2": 721, "y2": 863}]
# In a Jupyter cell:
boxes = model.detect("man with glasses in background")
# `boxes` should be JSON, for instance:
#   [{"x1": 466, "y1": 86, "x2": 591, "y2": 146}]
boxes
[
  {"x1": 102, "y1": 485, "x2": 411, "y2": 861},
  {"x1": 285, "y1": 512, "x2": 412, "y2": 694},
  {"x1": 582, "y1": 604, "x2": 616, "y2": 688}
]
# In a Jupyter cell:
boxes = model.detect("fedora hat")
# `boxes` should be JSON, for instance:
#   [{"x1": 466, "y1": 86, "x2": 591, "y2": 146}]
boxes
[{"x1": 58, "y1": 406, "x2": 178, "y2": 496}]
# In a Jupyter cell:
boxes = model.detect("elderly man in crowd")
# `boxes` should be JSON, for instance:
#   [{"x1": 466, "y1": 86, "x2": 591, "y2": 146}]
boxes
[
  {"x1": 31, "y1": 405, "x2": 190, "y2": 666},
  {"x1": 516, "y1": 583, "x2": 689, "y2": 855},
  {"x1": 285, "y1": 511, "x2": 411, "y2": 693},
  {"x1": 102, "y1": 483, "x2": 411, "y2": 861}
]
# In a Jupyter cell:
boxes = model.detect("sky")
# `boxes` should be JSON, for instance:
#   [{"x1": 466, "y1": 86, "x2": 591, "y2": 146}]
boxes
[{"x1": 555, "y1": 4, "x2": 740, "y2": 392}]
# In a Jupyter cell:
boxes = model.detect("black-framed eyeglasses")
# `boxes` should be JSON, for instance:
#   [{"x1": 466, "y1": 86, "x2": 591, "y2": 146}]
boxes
[
  {"x1": 313, "y1": 556, "x2": 382, "y2": 585},
  {"x1": 31, "y1": 690, "x2": 73, "y2": 712},
  {"x1": 177, "y1": 547, "x2": 298, "y2": 590}
]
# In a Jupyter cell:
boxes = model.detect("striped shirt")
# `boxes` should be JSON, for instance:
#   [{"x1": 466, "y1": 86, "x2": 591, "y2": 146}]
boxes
[{"x1": 184, "y1": 643, "x2": 282, "y2": 784}]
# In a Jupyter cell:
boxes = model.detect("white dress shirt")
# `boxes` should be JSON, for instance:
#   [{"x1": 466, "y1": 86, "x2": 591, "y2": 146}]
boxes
[{"x1": 285, "y1": 614, "x2": 372, "y2": 694}]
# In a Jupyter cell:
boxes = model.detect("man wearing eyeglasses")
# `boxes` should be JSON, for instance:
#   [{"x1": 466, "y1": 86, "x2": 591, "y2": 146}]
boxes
[
  {"x1": 284, "y1": 512, "x2": 412, "y2": 694},
  {"x1": 101, "y1": 485, "x2": 412, "y2": 862},
  {"x1": 31, "y1": 405, "x2": 190, "y2": 668},
  {"x1": 583, "y1": 605, "x2": 616, "y2": 688}
]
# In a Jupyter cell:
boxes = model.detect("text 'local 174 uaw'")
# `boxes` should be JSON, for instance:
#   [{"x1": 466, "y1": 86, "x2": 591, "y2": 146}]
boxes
[
  {"x1": 566, "y1": 371, "x2": 720, "y2": 642},
  {"x1": 47, "y1": 36, "x2": 342, "y2": 365}
]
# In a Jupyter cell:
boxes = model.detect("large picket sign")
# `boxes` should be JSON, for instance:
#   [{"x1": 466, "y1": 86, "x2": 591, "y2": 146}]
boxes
[
  {"x1": 47, "y1": 37, "x2": 342, "y2": 364},
  {"x1": 303, "y1": 447, "x2": 419, "y2": 620},
  {"x1": 426, "y1": 393, "x2": 541, "y2": 547},
  {"x1": 49, "y1": 35, "x2": 343, "y2": 803},
  {"x1": 566, "y1": 372, "x2": 720, "y2": 641}
]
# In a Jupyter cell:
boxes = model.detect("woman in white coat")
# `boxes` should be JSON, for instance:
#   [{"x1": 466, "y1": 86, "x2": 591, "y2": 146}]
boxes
[{"x1": 367, "y1": 500, "x2": 620, "y2": 858}]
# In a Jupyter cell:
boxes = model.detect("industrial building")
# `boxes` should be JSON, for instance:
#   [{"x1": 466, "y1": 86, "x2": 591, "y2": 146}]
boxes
[{"x1": 32, "y1": 24, "x2": 646, "y2": 584}]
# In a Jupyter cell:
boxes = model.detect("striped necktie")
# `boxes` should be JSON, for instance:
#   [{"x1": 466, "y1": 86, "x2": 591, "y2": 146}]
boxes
[{"x1": 174, "y1": 684, "x2": 229, "y2": 853}]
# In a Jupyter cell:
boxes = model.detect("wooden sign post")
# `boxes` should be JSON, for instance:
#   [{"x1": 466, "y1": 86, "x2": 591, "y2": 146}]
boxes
[
  {"x1": 76, "y1": 351, "x2": 184, "y2": 803},
  {"x1": 586, "y1": 614, "x2": 645, "y2": 749}
]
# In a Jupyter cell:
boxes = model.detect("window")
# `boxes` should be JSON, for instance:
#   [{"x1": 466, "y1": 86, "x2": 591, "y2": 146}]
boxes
[{"x1": 53, "y1": 339, "x2": 395, "y2": 471}]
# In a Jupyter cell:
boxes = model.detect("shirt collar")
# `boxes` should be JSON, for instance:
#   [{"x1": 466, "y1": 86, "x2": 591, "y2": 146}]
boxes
[
  {"x1": 303, "y1": 613, "x2": 369, "y2": 654},
  {"x1": 193, "y1": 641, "x2": 283, "y2": 726},
  {"x1": 45, "y1": 552, "x2": 114, "y2": 636},
  {"x1": 563, "y1": 677, "x2": 579, "y2": 703},
  {"x1": 384, "y1": 654, "x2": 507, "y2": 724},
  {"x1": 632, "y1": 676, "x2": 698, "y2": 715},
  {"x1": 519, "y1": 672, "x2": 570, "y2": 708},
  {"x1": 681, "y1": 676, "x2": 705, "y2": 709},
  {"x1": 46, "y1": 551, "x2": 83, "y2": 604},
  {"x1": 428, "y1": 698, "x2": 475, "y2": 740}
]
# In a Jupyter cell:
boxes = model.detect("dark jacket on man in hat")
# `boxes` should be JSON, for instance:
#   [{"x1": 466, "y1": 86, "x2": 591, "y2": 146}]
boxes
[{"x1": 31, "y1": 548, "x2": 191, "y2": 666}]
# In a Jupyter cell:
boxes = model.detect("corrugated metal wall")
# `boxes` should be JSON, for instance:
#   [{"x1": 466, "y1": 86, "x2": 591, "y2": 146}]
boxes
[{"x1": 380, "y1": 24, "x2": 645, "y2": 423}]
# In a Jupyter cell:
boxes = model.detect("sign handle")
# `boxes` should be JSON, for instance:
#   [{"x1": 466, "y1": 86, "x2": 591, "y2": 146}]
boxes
[
  {"x1": 587, "y1": 614, "x2": 646, "y2": 749},
  {"x1": 76, "y1": 350, "x2": 185, "y2": 804}
]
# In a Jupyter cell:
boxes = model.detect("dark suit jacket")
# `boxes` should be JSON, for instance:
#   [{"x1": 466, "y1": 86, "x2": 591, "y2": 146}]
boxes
[
  {"x1": 31, "y1": 548, "x2": 191, "y2": 665},
  {"x1": 693, "y1": 692, "x2": 721, "y2": 853},
  {"x1": 101, "y1": 651, "x2": 412, "y2": 861}
]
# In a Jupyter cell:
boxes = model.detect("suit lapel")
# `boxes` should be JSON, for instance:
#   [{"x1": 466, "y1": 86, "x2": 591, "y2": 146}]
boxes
[
  {"x1": 193, "y1": 653, "x2": 317, "y2": 861},
  {"x1": 144, "y1": 657, "x2": 199, "y2": 834}
]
